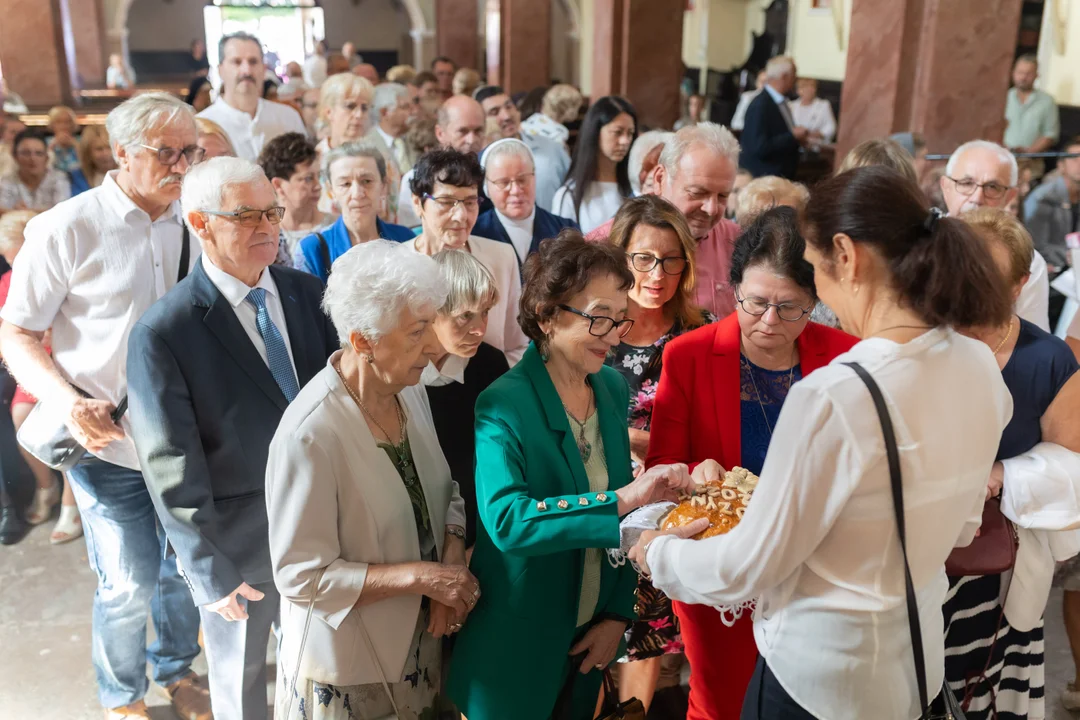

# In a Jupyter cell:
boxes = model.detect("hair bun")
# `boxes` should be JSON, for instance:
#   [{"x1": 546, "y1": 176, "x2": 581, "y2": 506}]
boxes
[{"x1": 922, "y1": 207, "x2": 943, "y2": 236}]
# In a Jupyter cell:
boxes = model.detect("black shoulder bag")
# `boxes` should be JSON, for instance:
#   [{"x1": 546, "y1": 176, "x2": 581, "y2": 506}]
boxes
[
  {"x1": 845, "y1": 362, "x2": 966, "y2": 720},
  {"x1": 15, "y1": 227, "x2": 190, "y2": 471}
]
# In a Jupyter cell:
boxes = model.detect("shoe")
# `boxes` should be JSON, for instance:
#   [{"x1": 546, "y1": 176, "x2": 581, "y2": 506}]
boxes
[
  {"x1": 1063, "y1": 682, "x2": 1080, "y2": 710},
  {"x1": 50, "y1": 504, "x2": 82, "y2": 545},
  {"x1": 0, "y1": 505, "x2": 29, "y2": 545},
  {"x1": 104, "y1": 700, "x2": 152, "y2": 719},
  {"x1": 165, "y1": 673, "x2": 213, "y2": 720},
  {"x1": 26, "y1": 481, "x2": 60, "y2": 524}
]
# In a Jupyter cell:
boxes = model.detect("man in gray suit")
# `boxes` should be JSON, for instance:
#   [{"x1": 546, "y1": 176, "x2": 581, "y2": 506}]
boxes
[{"x1": 127, "y1": 156, "x2": 338, "y2": 719}]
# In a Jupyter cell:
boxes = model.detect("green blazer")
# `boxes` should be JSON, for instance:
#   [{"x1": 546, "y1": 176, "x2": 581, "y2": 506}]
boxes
[{"x1": 447, "y1": 344, "x2": 638, "y2": 720}]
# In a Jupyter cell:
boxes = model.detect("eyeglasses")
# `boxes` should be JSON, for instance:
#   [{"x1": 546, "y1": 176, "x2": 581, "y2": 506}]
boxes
[
  {"x1": 203, "y1": 207, "x2": 286, "y2": 227},
  {"x1": 487, "y1": 173, "x2": 534, "y2": 192},
  {"x1": 735, "y1": 289, "x2": 812, "y2": 322},
  {"x1": 15, "y1": 149, "x2": 47, "y2": 159},
  {"x1": 140, "y1": 143, "x2": 205, "y2": 167},
  {"x1": 946, "y1": 176, "x2": 1011, "y2": 200},
  {"x1": 627, "y1": 252, "x2": 687, "y2": 275},
  {"x1": 558, "y1": 304, "x2": 634, "y2": 338},
  {"x1": 423, "y1": 193, "x2": 480, "y2": 213}
]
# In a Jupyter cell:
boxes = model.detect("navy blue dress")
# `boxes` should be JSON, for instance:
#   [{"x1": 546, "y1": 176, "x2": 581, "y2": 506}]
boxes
[
  {"x1": 740, "y1": 356, "x2": 803, "y2": 477},
  {"x1": 943, "y1": 319, "x2": 1079, "y2": 720}
]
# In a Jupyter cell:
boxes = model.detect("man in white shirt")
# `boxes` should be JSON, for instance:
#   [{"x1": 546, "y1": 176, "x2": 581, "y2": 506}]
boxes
[
  {"x1": 397, "y1": 95, "x2": 487, "y2": 228},
  {"x1": 303, "y1": 40, "x2": 328, "y2": 88},
  {"x1": 941, "y1": 139, "x2": 1051, "y2": 332},
  {"x1": 367, "y1": 82, "x2": 413, "y2": 177},
  {"x1": 0, "y1": 93, "x2": 208, "y2": 720},
  {"x1": 476, "y1": 85, "x2": 570, "y2": 212},
  {"x1": 199, "y1": 32, "x2": 307, "y2": 162},
  {"x1": 128, "y1": 157, "x2": 337, "y2": 720}
]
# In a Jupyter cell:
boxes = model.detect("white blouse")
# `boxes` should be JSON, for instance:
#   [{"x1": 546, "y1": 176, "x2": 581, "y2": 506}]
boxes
[
  {"x1": 552, "y1": 181, "x2": 625, "y2": 234},
  {"x1": 648, "y1": 328, "x2": 1013, "y2": 720}
]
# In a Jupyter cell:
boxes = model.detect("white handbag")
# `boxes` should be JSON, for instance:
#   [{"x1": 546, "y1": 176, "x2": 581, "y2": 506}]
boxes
[{"x1": 278, "y1": 568, "x2": 402, "y2": 720}]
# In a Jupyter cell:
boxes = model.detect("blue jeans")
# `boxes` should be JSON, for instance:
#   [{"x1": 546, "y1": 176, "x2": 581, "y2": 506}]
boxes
[{"x1": 67, "y1": 456, "x2": 201, "y2": 709}]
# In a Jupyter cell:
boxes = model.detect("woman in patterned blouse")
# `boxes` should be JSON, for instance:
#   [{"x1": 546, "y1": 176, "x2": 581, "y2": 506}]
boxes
[{"x1": 604, "y1": 194, "x2": 713, "y2": 711}]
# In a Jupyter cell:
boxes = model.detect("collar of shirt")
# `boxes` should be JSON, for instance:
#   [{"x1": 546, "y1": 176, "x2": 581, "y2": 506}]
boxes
[
  {"x1": 764, "y1": 84, "x2": 788, "y2": 105},
  {"x1": 201, "y1": 253, "x2": 277, "y2": 309},
  {"x1": 211, "y1": 96, "x2": 264, "y2": 123},
  {"x1": 421, "y1": 353, "x2": 469, "y2": 386},
  {"x1": 375, "y1": 124, "x2": 396, "y2": 149},
  {"x1": 496, "y1": 207, "x2": 535, "y2": 235},
  {"x1": 99, "y1": 170, "x2": 182, "y2": 226}
]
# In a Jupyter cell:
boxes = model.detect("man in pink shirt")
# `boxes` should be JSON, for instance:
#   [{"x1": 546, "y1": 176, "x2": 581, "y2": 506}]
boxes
[{"x1": 587, "y1": 123, "x2": 742, "y2": 318}]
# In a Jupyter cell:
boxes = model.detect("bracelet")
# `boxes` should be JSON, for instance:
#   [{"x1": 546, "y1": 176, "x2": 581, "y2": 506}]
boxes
[{"x1": 445, "y1": 525, "x2": 466, "y2": 541}]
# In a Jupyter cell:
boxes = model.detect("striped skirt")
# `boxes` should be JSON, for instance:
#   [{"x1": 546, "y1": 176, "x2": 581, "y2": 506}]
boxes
[{"x1": 942, "y1": 574, "x2": 1045, "y2": 720}]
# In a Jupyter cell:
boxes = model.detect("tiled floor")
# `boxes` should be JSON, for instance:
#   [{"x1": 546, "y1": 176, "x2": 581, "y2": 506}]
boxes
[{"x1": 3, "y1": 520, "x2": 1080, "y2": 719}]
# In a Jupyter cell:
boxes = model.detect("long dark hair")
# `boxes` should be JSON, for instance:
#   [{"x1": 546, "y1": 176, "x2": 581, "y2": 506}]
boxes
[
  {"x1": 564, "y1": 96, "x2": 637, "y2": 219},
  {"x1": 802, "y1": 166, "x2": 1011, "y2": 328}
]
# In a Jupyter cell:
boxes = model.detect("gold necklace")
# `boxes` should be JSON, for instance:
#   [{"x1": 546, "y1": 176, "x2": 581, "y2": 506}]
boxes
[
  {"x1": 991, "y1": 317, "x2": 1015, "y2": 355},
  {"x1": 334, "y1": 362, "x2": 407, "y2": 453}
]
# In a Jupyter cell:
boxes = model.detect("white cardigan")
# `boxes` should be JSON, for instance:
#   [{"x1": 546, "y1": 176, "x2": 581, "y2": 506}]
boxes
[{"x1": 266, "y1": 356, "x2": 466, "y2": 686}]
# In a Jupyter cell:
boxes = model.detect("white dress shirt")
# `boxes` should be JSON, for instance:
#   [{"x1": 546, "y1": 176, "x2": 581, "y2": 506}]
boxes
[
  {"x1": 197, "y1": 97, "x2": 307, "y2": 162},
  {"x1": 552, "y1": 181, "x2": 624, "y2": 234},
  {"x1": 420, "y1": 354, "x2": 469, "y2": 388},
  {"x1": 496, "y1": 208, "x2": 535, "y2": 263},
  {"x1": 0, "y1": 171, "x2": 200, "y2": 469},
  {"x1": 408, "y1": 235, "x2": 528, "y2": 365},
  {"x1": 788, "y1": 97, "x2": 837, "y2": 143},
  {"x1": 200, "y1": 254, "x2": 297, "y2": 382},
  {"x1": 396, "y1": 168, "x2": 420, "y2": 228},
  {"x1": 1017, "y1": 250, "x2": 1051, "y2": 332},
  {"x1": 648, "y1": 328, "x2": 1013, "y2": 720},
  {"x1": 731, "y1": 89, "x2": 762, "y2": 131}
]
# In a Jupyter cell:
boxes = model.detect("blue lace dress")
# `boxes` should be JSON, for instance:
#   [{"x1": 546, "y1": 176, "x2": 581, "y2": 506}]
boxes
[{"x1": 740, "y1": 356, "x2": 803, "y2": 477}]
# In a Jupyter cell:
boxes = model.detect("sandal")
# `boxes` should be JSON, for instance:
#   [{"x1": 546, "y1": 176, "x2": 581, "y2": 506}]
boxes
[
  {"x1": 26, "y1": 482, "x2": 60, "y2": 525},
  {"x1": 50, "y1": 504, "x2": 82, "y2": 545}
]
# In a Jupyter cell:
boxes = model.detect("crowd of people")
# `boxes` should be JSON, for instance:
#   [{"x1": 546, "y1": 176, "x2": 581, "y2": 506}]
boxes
[{"x1": 2, "y1": 29, "x2": 1080, "y2": 720}]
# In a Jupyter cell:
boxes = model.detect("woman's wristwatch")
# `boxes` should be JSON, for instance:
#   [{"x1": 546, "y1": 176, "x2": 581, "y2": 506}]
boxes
[{"x1": 446, "y1": 525, "x2": 466, "y2": 541}]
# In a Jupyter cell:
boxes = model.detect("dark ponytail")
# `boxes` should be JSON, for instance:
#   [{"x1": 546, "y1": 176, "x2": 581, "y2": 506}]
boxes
[{"x1": 802, "y1": 165, "x2": 1011, "y2": 328}]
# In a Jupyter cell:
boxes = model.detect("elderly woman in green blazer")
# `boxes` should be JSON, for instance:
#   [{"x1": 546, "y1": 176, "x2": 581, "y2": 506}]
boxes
[{"x1": 447, "y1": 231, "x2": 695, "y2": 720}]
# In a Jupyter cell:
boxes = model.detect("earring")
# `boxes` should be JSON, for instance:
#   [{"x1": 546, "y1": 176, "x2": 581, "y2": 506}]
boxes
[
  {"x1": 853, "y1": 282, "x2": 860, "y2": 296},
  {"x1": 366, "y1": 354, "x2": 375, "y2": 364}
]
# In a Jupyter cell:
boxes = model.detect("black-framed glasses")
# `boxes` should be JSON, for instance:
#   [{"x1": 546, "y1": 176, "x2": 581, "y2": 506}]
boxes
[
  {"x1": 946, "y1": 176, "x2": 1011, "y2": 200},
  {"x1": 735, "y1": 289, "x2": 812, "y2": 322},
  {"x1": 487, "y1": 173, "x2": 534, "y2": 192},
  {"x1": 140, "y1": 143, "x2": 205, "y2": 167},
  {"x1": 203, "y1": 207, "x2": 286, "y2": 227},
  {"x1": 558, "y1": 304, "x2": 634, "y2": 338},
  {"x1": 627, "y1": 252, "x2": 687, "y2": 275},
  {"x1": 422, "y1": 193, "x2": 481, "y2": 213}
]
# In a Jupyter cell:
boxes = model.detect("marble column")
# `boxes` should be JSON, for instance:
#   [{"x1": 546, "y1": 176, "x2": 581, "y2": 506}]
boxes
[
  {"x1": 0, "y1": 0, "x2": 74, "y2": 107},
  {"x1": 591, "y1": 0, "x2": 683, "y2": 131},
  {"x1": 837, "y1": 0, "x2": 1024, "y2": 158},
  {"x1": 68, "y1": 0, "x2": 107, "y2": 87},
  {"x1": 496, "y1": 0, "x2": 551, "y2": 93},
  {"x1": 435, "y1": 0, "x2": 479, "y2": 70}
]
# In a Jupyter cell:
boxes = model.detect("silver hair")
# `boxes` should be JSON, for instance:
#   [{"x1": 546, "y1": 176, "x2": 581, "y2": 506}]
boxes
[
  {"x1": 322, "y1": 240, "x2": 449, "y2": 344},
  {"x1": 628, "y1": 130, "x2": 672, "y2": 195},
  {"x1": 432, "y1": 249, "x2": 499, "y2": 315},
  {"x1": 180, "y1": 156, "x2": 268, "y2": 232},
  {"x1": 372, "y1": 82, "x2": 410, "y2": 114},
  {"x1": 945, "y1": 140, "x2": 1019, "y2": 187},
  {"x1": 659, "y1": 122, "x2": 740, "y2": 180},
  {"x1": 480, "y1": 138, "x2": 534, "y2": 196},
  {"x1": 765, "y1": 56, "x2": 795, "y2": 79},
  {"x1": 321, "y1": 140, "x2": 388, "y2": 184},
  {"x1": 105, "y1": 92, "x2": 195, "y2": 158}
]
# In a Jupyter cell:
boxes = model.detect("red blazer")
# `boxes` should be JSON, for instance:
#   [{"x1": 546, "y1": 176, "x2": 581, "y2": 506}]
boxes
[{"x1": 646, "y1": 312, "x2": 858, "y2": 472}]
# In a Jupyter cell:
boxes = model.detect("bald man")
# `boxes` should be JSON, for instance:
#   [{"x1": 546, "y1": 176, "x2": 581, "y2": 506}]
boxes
[
  {"x1": 397, "y1": 95, "x2": 488, "y2": 227},
  {"x1": 352, "y1": 63, "x2": 379, "y2": 86}
]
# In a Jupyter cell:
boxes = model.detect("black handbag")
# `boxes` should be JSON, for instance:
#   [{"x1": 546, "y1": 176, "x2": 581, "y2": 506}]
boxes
[{"x1": 846, "y1": 362, "x2": 966, "y2": 720}]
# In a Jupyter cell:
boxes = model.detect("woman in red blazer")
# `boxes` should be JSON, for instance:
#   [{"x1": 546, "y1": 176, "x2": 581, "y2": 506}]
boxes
[{"x1": 645, "y1": 207, "x2": 857, "y2": 720}]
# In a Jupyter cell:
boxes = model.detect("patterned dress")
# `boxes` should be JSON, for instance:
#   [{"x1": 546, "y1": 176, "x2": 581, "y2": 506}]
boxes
[{"x1": 607, "y1": 312, "x2": 714, "y2": 660}]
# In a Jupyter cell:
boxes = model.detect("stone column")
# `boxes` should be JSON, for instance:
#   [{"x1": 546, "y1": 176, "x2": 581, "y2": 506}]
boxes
[
  {"x1": 837, "y1": 0, "x2": 1024, "y2": 157},
  {"x1": 0, "y1": 0, "x2": 74, "y2": 107},
  {"x1": 590, "y1": 0, "x2": 683, "y2": 131},
  {"x1": 68, "y1": 0, "x2": 107, "y2": 87},
  {"x1": 435, "y1": 0, "x2": 479, "y2": 70},
  {"x1": 496, "y1": 0, "x2": 551, "y2": 93},
  {"x1": 410, "y1": 28, "x2": 436, "y2": 70}
]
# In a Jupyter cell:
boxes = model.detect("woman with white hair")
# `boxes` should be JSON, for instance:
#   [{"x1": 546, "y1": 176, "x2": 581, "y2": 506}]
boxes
[
  {"x1": 627, "y1": 130, "x2": 673, "y2": 196},
  {"x1": 268, "y1": 240, "x2": 478, "y2": 720},
  {"x1": 315, "y1": 72, "x2": 375, "y2": 212},
  {"x1": 733, "y1": 175, "x2": 810, "y2": 227},
  {"x1": 472, "y1": 138, "x2": 579, "y2": 270},
  {"x1": 520, "y1": 83, "x2": 583, "y2": 149}
]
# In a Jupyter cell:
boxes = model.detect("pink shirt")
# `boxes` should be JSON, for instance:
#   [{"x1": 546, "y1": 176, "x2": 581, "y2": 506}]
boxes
[{"x1": 586, "y1": 216, "x2": 741, "y2": 318}]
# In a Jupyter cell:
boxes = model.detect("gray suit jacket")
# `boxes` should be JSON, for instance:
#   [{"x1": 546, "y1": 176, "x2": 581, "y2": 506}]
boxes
[
  {"x1": 127, "y1": 260, "x2": 338, "y2": 606},
  {"x1": 1024, "y1": 175, "x2": 1077, "y2": 269}
]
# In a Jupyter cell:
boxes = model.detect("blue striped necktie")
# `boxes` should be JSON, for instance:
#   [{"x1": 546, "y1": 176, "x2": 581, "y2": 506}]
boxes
[{"x1": 245, "y1": 287, "x2": 300, "y2": 402}]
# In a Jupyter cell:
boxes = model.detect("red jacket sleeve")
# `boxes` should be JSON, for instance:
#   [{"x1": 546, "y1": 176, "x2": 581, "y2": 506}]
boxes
[{"x1": 644, "y1": 339, "x2": 695, "y2": 472}]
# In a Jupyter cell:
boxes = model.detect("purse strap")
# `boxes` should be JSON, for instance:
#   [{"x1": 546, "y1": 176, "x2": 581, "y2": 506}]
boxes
[{"x1": 844, "y1": 362, "x2": 931, "y2": 716}]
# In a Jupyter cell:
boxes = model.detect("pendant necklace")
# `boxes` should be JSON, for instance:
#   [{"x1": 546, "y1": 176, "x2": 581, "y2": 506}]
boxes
[
  {"x1": 564, "y1": 386, "x2": 595, "y2": 463},
  {"x1": 335, "y1": 363, "x2": 411, "y2": 477},
  {"x1": 743, "y1": 345, "x2": 797, "y2": 436}
]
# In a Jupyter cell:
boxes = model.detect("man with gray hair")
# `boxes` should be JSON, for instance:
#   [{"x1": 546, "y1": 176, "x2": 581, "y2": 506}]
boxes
[
  {"x1": 367, "y1": 82, "x2": 413, "y2": 176},
  {"x1": 128, "y1": 156, "x2": 337, "y2": 719},
  {"x1": 739, "y1": 55, "x2": 806, "y2": 179},
  {"x1": 587, "y1": 122, "x2": 742, "y2": 318},
  {"x1": 0, "y1": 92, "x2": 208, "y2": 720},
  {"x1": 941, "y1": 139, "x2": 1050, "y2": 331}
]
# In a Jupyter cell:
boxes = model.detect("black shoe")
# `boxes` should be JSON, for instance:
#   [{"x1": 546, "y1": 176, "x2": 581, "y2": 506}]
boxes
[{"x1": 0, "y1": 505, "x2": 29, "y2": 545}]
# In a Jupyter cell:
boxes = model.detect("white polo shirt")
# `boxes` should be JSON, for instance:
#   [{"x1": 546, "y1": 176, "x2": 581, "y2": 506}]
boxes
[
  {"x1": 0, "y1": 171, "x2": 200, "y2": 470},
  {"x1": 197, "y1": 97, "x2": 307, "y2": 162}
]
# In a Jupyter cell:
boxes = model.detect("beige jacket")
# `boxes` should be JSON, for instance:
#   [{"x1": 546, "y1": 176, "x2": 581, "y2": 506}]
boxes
[{"x1": 267, "y1": 355, "x2": 466, "y2": 686}]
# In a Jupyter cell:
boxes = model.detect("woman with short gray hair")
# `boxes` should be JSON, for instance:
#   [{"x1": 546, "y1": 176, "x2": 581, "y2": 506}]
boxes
[
  {"x1": 422, "y1": 249, "x2": 510, "y2": 548},
  {"x1": 294, "y1": 140, "x2": 413, "y2": 283},
  {"x1": 268, "y1": 239, "x2": 477, "y2": 720}
]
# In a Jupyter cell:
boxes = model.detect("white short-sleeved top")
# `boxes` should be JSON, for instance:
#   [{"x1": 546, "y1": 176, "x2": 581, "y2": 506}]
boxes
[
  {"x1": 0, "y1": 171, "x2": 200, "y2": 469},
  {"x1": 552, "y1": 181, "x2": 624, "y2": 234}
]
